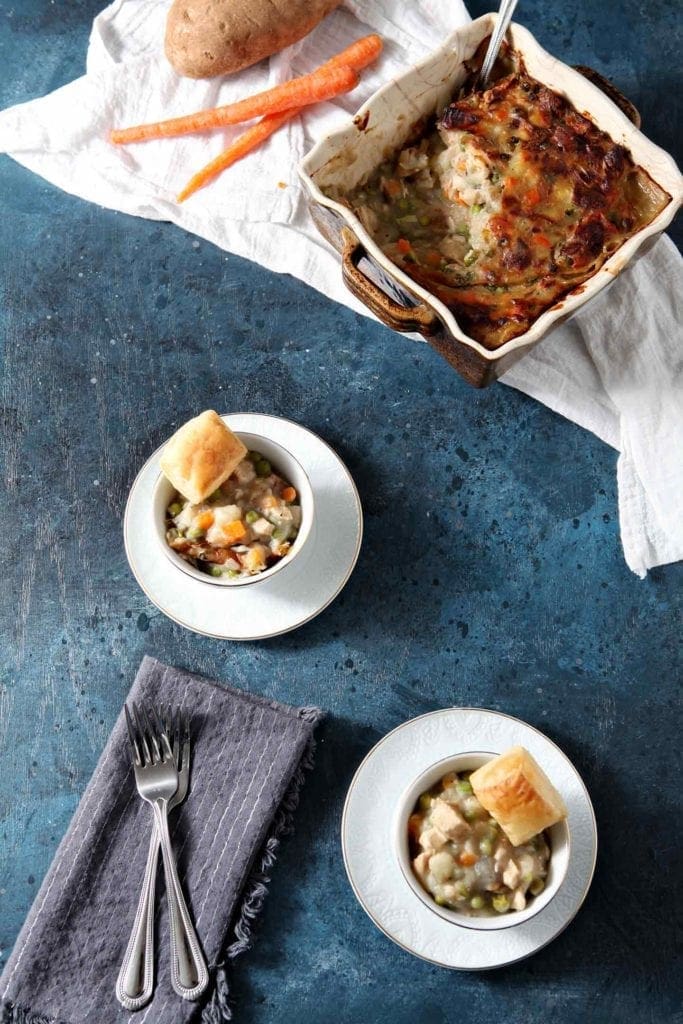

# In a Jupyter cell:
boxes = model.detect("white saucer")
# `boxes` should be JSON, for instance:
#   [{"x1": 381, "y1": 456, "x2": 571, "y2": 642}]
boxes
[
  {"x1": 124, "y1": 414, "x2": 363, "y2": 640},
  {"x1": 341, "y1": 708, "x2": 597, "y2": 970}
]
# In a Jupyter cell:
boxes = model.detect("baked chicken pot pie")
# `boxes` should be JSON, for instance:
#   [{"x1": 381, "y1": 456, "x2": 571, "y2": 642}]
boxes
[
  {"x1": 153, "y1": 414, "x2": 314, "y2": 587},
  {"x1": 396, "y1": 750, "x2": 570, "y2": 929}
]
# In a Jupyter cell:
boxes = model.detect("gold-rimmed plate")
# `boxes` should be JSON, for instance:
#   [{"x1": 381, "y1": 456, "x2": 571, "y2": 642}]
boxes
[{"x1": 341, "y1": 707, "x2": 597, "y2": 969}]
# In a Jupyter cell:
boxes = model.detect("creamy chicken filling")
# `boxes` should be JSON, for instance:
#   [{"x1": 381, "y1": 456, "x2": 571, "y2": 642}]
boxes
[
  {"x1": 165, "y1": 452, "x2": 301, "y2": 579},
  {"x1": 409, "y1": 771, "x2": 550, "y2": 916}
]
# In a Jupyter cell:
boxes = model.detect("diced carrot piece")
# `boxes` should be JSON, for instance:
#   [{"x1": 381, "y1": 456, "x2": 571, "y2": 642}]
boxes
[
  {"x1": 523, "y1": 187, "x2": 541, "y2": 208},
  {"x1": 425, "y1": 250, "x2": 442, "y2": 267},
  {"x1": 222, "y1": 520, "x2": 246, "y2": 543},
  {"x1": 459, "y1": 851, "x2": 477, "y2": 866},
  {"x1": 535, "y1": 233, "x2": 552, "y2": 248},
  {"x1": 408, "y1": 814, "x2": 422, "y2": 839},
  {"x1": 282, "y1": 486, "x2": 297, "y2": 502},
  {"x1": 384, "y1": 178, "x2": 402, "y2": 198},
  {"x1": 195, "y1": 511, "x2": 214, "y2": 530},
  {"x1": 396, "y1": 237, "x2": 411, "y2": 254}
]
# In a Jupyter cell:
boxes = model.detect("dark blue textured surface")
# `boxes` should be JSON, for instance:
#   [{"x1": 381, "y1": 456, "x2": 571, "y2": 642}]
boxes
[{"x1": 0, "y1": 2, "x2": 681, "y2": 1022}]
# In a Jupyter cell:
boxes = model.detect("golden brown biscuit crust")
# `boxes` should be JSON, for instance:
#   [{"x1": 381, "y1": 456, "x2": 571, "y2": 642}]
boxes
[
  {"x1": 160, "y1": 410, "x2": 247, "y2": 504},
  {"x1": 470, "y1": 746, "x2": 567, "y2": 846}
]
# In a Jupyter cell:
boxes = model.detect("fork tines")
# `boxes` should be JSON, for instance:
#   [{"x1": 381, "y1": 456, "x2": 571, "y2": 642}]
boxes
[{"x1": 124, "y1": 703, "x2": 189, "y2": 769}]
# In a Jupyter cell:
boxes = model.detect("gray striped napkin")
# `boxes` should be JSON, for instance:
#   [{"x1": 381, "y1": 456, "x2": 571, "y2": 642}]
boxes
[{"x1": 0, "y1": 656, "x2": 323, "y2": 1024}]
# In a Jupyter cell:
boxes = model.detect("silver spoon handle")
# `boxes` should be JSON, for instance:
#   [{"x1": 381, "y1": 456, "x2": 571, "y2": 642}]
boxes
[
  {"x1": 115, "y1": 827, "x2": 158, "y2": 1010},
  {"x1": 478, "y1": 0, "x2": 520, "y2": 88},
  {"x1": 153, "y1": 801, "x2": 209, "y2": 1001}
]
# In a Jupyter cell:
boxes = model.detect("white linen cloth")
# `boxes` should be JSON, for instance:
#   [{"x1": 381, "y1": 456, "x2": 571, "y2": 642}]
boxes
[{"x1": 0, "y1": 0, "x2": 680, "y2": 577}]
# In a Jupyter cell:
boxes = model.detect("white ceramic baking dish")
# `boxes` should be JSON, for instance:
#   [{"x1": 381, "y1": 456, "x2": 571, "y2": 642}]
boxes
[{"x1": 299, "y1": 15, "x2": 682, "y2": 387}]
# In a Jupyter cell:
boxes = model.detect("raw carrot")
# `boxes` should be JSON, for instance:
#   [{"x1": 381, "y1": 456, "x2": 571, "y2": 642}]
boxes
[
  {"x1": 320, "y1": 33, "x2": 383, "y2": 73},
  {"x1": 111, "y1": 64, "x2": 359, "y2": 144},
  {"x1": 177, "y1": 109, "x2": 299, "y2": 202}
]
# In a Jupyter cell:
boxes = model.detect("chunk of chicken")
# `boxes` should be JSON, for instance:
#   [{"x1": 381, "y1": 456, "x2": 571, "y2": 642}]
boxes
[
  {"x1": 430, "y1": 799, "x2": 469, "y2": 841},
  {"x1": 418, "y1": 827, "x2": 448, "y2": 854},
  {"x1": 503, "y1": 859, "x2": 521, "y2": 889},
  {"x1": 243, "y1": 544, "x2": 269, "y2": 573},
  {"x1": 412, "y1": 851, "x2": 431, "y2": 884},
  {"x1": 511, "y1": 888, "x2": 527, "y2": 911},
  {"x1": 251, "y1": 517, "x2": 274, "y2": 538},
  {"x1": 232, "y1": 460, "x2": 256, "y2": 485}
]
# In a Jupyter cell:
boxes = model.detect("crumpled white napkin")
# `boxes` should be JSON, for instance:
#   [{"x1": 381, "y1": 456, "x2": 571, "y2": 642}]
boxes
[{"x1": 0, "y1": 0, "x2": 680, "y2": 577}]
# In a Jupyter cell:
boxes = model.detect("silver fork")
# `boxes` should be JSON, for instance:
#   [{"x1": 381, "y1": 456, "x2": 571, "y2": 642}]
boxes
[
  {"x1": 121, "y1": 704, "x2": 209, "y2": 1003},
  {"x1": 117, "y1": 708, "x2": 192, "y2": 1010}
]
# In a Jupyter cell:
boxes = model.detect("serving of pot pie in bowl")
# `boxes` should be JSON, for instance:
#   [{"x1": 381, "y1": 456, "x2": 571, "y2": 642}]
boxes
[
  {"x1": 152, "y1": 410, "x2": 314, "y2": 587},
  {"x1": 299, "y1": 15, "x2": 682, "y2": 387},
  {"x1": 395, "y1": 748, "x2": 570, "y2": 931}
]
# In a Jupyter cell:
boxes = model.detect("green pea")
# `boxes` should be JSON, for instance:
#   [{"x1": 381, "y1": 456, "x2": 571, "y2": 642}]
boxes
[
  {"x1": 418, "y1": 793, "x2": 432, "y2": 812},
  {"x1": 479, "y1": 837, "x2": 493, "y2": 856},
  {"x1": 463, "y1": 249, "x2": 478, "y2": 267},
  {"x1": 463, "y1": 809, "x2": 477, "y2": 822},
  {"x1": 255, "y1": 459, "x2": 271, "y2": 477},
  {"x1": 245, "y1": 510, "x2": 259, "y2": 524},
  {"x1": 529, "y1": 878, "x2": 545, "y2": 896},
  {"x1": 209, "y1": 487, "x2": 223, "y2": 501},
  {"x1": 456, "y1": 780, "x2": 472, "y2": 794},
  {"x1": 186, "y1": 526, "x2": 204, "y2": 540},
  {"x1": 455, "y1": 225, "x2": 470, "y2": 239},
  {"x1": 167, "y1": 502, "x2": 183, "y2": 517},
  {"x1": 272, "y1": 526, "x2": 288, "y2": 541},
  {"x1": 434, "y1": 894, "x2": 449, "y2": 907},
  {"x1": 209, "y1": 566, "x2": 223, "y2": 577},
  {"x1": 227, "y1": 569, "x2": 240, "y2": 578},
  {"x1": 247, "y1": 450, "x2": 262, "y2": 463},
  {"x1": 454, "y1": 881, "x2": 470, "y2": 900},
  {"x1": 418, "y1": 214, "x2": 431, "y2": 226},
  {"x1": 470, "y1": 895, "x2": 485, "y2": 910},
  {"x1": 492, "y1": 895, "x2": 510, "y2": 913},
  {"x1": 397, "y1": 197, "x2": 411, "y2": 211},
  {"x1": 471, "y1": 203, "x2": 484, "y2": 214}
]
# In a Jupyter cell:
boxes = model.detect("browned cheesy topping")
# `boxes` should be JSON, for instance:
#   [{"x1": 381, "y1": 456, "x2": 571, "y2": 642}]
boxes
[{"x1": 340, "y1": 48, "x2": 670, "y2": 349}]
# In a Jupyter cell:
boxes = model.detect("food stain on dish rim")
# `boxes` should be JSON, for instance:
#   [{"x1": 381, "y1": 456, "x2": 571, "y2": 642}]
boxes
[{"x1": 393, "y1": 750, "x2": 572, "y2": 932}]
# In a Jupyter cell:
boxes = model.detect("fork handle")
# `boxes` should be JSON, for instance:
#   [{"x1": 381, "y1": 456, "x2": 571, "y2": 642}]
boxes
[
  {"x1": 115, "y1": 827, "x2": 158, "y2": 1010},
  {"x1": 153, "y1": 800, "x2": 209, "y2": 1001}
]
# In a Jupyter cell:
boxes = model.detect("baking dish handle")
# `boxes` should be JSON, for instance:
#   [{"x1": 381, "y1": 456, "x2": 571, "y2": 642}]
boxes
[
  {"x1": 573, "y1": 66, "x2": 641, "y2": 128},
  {"x1": 341, "y1": 228, "x2": 439, "y2": 336}
]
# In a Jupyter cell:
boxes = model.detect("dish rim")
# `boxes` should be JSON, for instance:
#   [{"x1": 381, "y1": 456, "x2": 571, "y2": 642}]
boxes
[
  {"x1": 299, "y1": 14, "x2": 683, "y2": 363},
  {"x1": 340, "y1": 706, "x2": 598, "y2": 970}
]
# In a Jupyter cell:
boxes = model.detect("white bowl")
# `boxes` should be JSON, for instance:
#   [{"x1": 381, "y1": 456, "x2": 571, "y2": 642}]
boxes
[
  {"x1": 152, "y1": 424, "x2": 314, "y2": 588},
  {"x1": 299, "y1": 15, "x2": 683, "y2": 386},
  {"x1": 394, "y1": 750, "x2": 571, "y2": 931}
]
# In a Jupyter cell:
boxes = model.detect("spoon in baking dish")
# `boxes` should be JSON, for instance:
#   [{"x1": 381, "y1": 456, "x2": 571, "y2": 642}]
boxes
[{"x1": 477, "y1": 0, "x2": 520, "y2": 89}]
